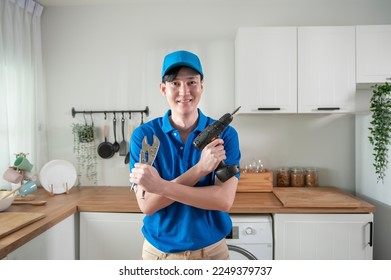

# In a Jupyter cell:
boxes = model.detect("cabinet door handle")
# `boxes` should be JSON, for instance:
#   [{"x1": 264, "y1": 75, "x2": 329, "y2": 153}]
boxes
[
  {"x1": 257, "y1": 107, "x2": 281, "y2": 111},
  {"x1": 316, "y1": 107, "x2": 341, "y2": 111},
  {"x1": 368, "y1": 221, "x2": 373, "y2": 247}
]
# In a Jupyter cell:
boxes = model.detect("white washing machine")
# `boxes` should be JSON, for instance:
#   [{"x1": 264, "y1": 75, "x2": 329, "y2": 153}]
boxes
[{"x1": 226, "y1": 215, "x2": 273, "y2": 260}]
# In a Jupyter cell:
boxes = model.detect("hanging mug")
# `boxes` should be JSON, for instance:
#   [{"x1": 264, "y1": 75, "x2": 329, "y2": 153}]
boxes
[
  {"x1": 19, "y1": 180, "x2": 37, "y2": 196},
  {"x1": 13, "y1": 154, "x2": 33, "y2": 171},
  {"x1": 3, "y1": 167, "x2": 23, "y2": 184}
]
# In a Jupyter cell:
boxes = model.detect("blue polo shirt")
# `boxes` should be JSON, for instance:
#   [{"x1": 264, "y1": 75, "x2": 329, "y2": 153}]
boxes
[{"x1": 129, "y1": 109, "x2": 241, "y2": 253}]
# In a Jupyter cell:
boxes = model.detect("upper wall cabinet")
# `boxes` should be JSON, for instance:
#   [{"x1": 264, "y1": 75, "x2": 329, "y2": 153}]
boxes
[
  {"x1": 235, "y1": 26, "x2": 356, "y2": 114},
  {"x1": 235, "y1": 27, "x2": 297, "y2": 114},
  {"x1": 356, "y1": 25, "x2": 391, "y2": 85},
  {"x1": 298, "y1": 26, "x2": 356, "y2": 113}
]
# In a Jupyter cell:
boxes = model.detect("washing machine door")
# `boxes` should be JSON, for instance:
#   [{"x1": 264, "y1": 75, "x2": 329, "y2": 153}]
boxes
[{"x1": 228, "y1": 245, "x2": 257, "y2": 260}]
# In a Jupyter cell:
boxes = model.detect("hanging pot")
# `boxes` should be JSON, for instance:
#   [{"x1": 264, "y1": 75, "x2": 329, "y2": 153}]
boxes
[{"x1": 97, "y1": 124, "x2": 114, "y2": 159}]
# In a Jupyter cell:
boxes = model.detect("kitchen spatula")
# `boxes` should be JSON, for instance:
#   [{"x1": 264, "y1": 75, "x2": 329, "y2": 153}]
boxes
[
  {"x1": 124, "y1": 123, "x2": 135, "y2": 164},
  {"x1": 12, "y1": 200, "x2": 47, "y2": 206},
  {"x1": 119, "y1": 114, "x2": 127, "y2": 156}
]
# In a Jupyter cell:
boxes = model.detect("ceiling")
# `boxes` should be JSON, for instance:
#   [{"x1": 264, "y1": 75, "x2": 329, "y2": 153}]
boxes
[
  {"x1": 37, "y1": 0, "x2": 213, "y2": 7},
  {"x1": 37, "y1": 0, "x2": 146, "y2": 6}
]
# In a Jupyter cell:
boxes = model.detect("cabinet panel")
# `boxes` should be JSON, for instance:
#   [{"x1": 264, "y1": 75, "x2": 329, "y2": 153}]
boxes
[
  {"x1": 80, "y1": 212, "x2": 144, "y2": 260},
  {"x1": 5, "y1": 214, "x2": 77, "y2": 260},
  {"x1": 235, "y1": 27, "x2": 297, "y2": 113},
  {"x1": 273, "y1": 213, "x2": 373, "y2": 260},
  {"x1": 235, "y1": 26, "x2": 356, "y2": 114},
  {"x1": 298, "y1": 26, "x2": 356, "y2": 113},
  {"x1": 356, "y1": 25, "x2": 391, "y2": 84}
]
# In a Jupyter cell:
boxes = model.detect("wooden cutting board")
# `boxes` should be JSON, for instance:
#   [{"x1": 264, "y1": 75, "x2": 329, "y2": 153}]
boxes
[
  {"x1": 0, "y1": 212, "x2": 45, "y2": 239},
  {"x1": 273, "y1": 187, "x2": 362, "y2": 208}
]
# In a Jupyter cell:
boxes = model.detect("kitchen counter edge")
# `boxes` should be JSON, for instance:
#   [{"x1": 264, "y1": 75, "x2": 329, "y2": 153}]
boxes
[{"x1": 0, "y1": 186, "x2": 375, "y2": 259}]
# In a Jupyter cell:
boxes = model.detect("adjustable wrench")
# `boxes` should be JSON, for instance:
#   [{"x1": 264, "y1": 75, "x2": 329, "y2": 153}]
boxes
[{"x1": 130, "y1": 135, "x2": 160, "y2": 199}]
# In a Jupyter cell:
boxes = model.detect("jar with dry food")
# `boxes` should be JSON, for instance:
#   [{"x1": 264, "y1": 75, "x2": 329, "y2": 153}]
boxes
[
  {"x1": 276, "y1": 167, "x2": 290, "y2": 187},
  {"x1": 290, "y1": 167, "x2": 305, "y2": 187},
  {"x1": 305, "y1": 168, "x2": 319, "y2": 187}
]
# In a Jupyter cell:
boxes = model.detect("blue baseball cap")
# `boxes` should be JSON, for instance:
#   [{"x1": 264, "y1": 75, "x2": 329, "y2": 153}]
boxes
[{"x1": 161, "y1": 50, "x2": 203, "y2": 81}]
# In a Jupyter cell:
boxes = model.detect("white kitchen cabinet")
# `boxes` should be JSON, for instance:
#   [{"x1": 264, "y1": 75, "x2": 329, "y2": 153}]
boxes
[
  {"x1": 273, "y1": 213, "x2": 374, "y2": 260},
  {"x1": 4, "y1": 214, "x2": 77, "y2": 260},
  {"x1": 235, "y1": 26, "x2": 355, "y2": 114},
  {"x1": 356, "y1": 25, "x2": 391, "y2": 85},
  {"x1": 79, "y1": 212, "x2": 145, "y2": 260},
  {"x1": 298, "y1": 26, "x2": 356, "y2": 113},
  {"x1": 235, "y1": 27, "x2": 297, "y2": 114}
]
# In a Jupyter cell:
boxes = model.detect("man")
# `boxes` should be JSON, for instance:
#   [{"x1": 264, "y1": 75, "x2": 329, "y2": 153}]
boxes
[{"x1": 129, "y1": 50, "x2": 241, "y2": 260}]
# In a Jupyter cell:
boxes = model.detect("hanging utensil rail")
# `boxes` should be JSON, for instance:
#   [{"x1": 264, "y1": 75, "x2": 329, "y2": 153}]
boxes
[{"x1": 71, "y1": 106, "x2": 149, "y2": 118}]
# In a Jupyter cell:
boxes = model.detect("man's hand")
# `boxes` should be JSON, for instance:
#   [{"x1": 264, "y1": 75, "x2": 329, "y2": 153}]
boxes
[
  {"x1": 197, "y1": 138, "x2": 226, "y2": 173},
  {"x1": 130, "y1": 163, "x2": 165, "y2": 195}
]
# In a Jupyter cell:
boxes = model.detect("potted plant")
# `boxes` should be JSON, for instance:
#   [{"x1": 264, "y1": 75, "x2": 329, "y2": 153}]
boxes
[
  {"x1": 72, "y1": 123, "x2": 97, "y2": 185},
  {"x1": 368, "y1": 82, "x2": 391, "y2": 183}
]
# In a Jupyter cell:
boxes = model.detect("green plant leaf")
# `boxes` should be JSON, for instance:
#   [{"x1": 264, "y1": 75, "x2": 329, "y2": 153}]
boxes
[
  {"x1": 72, "y1": 123, "x2": 98, "y2": 185},
  {"x1": 368, "y1": 82, "x2": 391, "y2": 183}
]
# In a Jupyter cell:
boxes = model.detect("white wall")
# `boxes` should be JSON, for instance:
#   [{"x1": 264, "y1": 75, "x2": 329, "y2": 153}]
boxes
[
  {"x1": 356, "y1": 112, "x2": 391, "y2": 205},
  {"x1": 41, "y1": 0, "x2": 391, "y2": 190}
]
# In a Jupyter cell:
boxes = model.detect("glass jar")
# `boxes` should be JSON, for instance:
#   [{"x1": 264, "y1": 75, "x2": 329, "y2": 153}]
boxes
[
  {"x1": 290, "y1": 167, "x2": 305, "y2": 187},
  {"x1": 305, "y1": 168, "x2": 319, "y2": 187},
  {"x1": 276, "y1": 167, "x2": 290, "y2": 187}
]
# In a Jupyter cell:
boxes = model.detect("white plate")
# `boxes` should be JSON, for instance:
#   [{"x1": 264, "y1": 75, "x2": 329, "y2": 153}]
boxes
[{"x1": 39, "y1": 160, "x2": 77, "y2": 194}]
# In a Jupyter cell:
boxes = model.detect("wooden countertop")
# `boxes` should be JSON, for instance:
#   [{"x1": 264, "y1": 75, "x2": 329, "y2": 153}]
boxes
[{"x1": 0, "y1": 186, "x2": 375, "y2": 259}]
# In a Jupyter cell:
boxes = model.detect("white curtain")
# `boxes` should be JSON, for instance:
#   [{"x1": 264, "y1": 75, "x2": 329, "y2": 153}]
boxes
[{"x1": 0, "y1": 0, "x2": 47, "y2": 188}]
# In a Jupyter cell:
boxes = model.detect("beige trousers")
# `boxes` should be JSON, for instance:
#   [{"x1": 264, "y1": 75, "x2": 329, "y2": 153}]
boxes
[{"x1": 141, "y1": 238, "x2": 230, "y2": 260}]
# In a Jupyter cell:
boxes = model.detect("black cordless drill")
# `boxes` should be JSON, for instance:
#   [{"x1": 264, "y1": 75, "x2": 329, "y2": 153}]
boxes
[{"x1": 193, "y1": 107, "x2": 241, "y2": 182}]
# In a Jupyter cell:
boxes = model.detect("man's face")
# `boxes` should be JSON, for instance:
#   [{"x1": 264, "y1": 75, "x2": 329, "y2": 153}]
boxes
[{"x1": 160, "y1": 67, "x2": 203, "y2": 116}]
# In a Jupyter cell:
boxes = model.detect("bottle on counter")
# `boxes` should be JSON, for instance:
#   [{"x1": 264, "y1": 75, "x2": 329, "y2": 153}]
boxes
[
  {"x1": 290, "y1": 167, "x2": 305, "y2": 187},
  {"x1": 305, "y1": 168, "x2": 319, "y2": 187},
  {"x1": 276, "y1": 167, "x2": 291, "y2": 187}
]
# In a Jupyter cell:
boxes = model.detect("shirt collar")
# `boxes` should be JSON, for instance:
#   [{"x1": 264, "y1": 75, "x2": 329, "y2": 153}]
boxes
[{"x1": 162, "y1": 109, "x2": 208, "y2": 134}]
